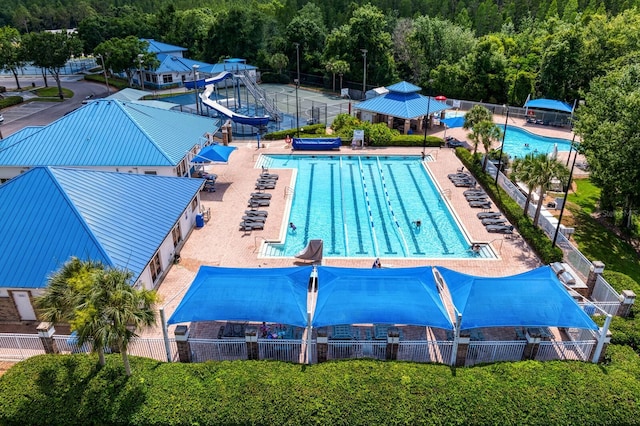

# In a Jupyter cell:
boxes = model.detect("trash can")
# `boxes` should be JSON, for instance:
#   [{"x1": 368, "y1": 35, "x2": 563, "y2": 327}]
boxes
[{"x1": 195, "y1": 214, "x2": 204, "y2": 228}]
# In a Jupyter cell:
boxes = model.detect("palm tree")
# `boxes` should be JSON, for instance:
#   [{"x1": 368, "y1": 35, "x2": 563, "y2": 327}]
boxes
[
  {"x1": 475, "y1": 120, "x2": 503, "y2": 171},
  {"x1": 530, "y1": 155, "x2": 570, "y2": 226},
  {"x1": 463, "y1": 105, "x2": 493, "y2": 155},
  {"x1": 36, "y1": 258, "x2": 158, "y2": 375},
  {"x1": 88, "y1": 267, "x2": 158, "y2": 376},
  {"x1": 510, "y1": 153, "x2": 539, "y2": 218}
]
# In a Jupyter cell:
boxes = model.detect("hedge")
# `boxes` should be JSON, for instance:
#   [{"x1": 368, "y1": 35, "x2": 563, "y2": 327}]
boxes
[
  {"x1": 1, "y1": 347, "x2": 640, "y2": 425},
  {"x1": 455, "y1": 148, "x2": 563, "y2": 264},
  {"x1": 84, "y1": 74, "x2": 130, "y2": 90},
  {"x1": 0, "y1": 95, "x2": 24, "y2": 109},
  {"x1": 260, "y1": 72, "x2": 290, "y2": 84}
]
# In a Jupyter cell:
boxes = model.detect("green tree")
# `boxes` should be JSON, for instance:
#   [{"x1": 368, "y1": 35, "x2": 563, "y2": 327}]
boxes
[
  {"x1": 574, "y1": 63, "x2": 640, "y2": 228},
  {"x1": 530, "y1": 154, "x2": 569, "y2": 226},
  {"x1": 268, "y1": 52, "x2": 289, "y2": 74},
  {"x1": 36, "y1": 257, "x2": 158, "y2": 376},
  {"x1": 94, "y1": 37, "x2": 154, "y2": 88},
  {"x1": 537, "y1": 21, "x2": 583, "y2": 101},
  {"x1": 23, "y1": 31, "x2": 83, "y2": 99},
  {"x1": 0, "y1": 26, "x2": 24, "y2": 90},
  {"x1": 475, "y1": 120, "x2": 503, "y2": 171},
  {"x1": 285, "y1": 3, "x2": 327, "y2": 74},
  {"x1": 463, "y1": 105, "x2": 493, "y2": 155},
  {"x1": 510, "y1": 153, "x2": 539, "y2": 218}
]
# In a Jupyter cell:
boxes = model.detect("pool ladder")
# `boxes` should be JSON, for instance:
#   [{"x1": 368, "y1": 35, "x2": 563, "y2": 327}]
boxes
[{"x1": 284, "y1": 186, "x2": 294, "y2": 198}]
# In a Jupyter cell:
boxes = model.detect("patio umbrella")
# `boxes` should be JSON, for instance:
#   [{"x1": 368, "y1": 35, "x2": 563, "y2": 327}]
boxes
[
  {"x1": 192, "y1": 144, "x2": 237, "y2": 163},
  {"x1": 435, "y1": 95, "x2": 447, "y2": 101}
]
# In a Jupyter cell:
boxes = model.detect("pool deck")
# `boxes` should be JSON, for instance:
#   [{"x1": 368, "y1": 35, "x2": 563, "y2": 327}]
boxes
[{"x1": 147, "y1": 117, "x2": 579, "y2": 337}]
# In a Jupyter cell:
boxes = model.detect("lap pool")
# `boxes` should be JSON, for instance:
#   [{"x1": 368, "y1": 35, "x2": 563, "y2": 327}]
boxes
[{"x1": 260, "y1": 155, "x2": 480, "y2": 259}]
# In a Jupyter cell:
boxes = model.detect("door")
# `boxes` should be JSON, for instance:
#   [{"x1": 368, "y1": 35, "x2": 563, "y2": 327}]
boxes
[{"x1": 12, "y1": 291, "x2": 37, "y2": 321}]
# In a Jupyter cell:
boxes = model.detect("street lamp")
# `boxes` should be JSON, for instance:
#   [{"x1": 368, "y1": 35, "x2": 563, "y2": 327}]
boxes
[
  {"x1": 192, "y1": 64, "x2": 200, "y2": 115},
  {"x1": 294, "y1": 78, "x2": 300, "y2": 137},
  {"x1": 361, "y1": 49, "x2": 367, "y2": 100},
  {"x1": 137, "y1": 54, "x2": 145, "y2": 90},
  {"x1": 96, "y1": 54, "x2": 109, "y2": 95},
  {"x1": 495, "y1": 105, "x2": 509, "y2": 185},
  {"x1": 553, "y1": 143, "x2": 578, "y2": 247},
  {"x1": 422, "y1": 79, "x2": 433, "y2": 154},
  {"x1": 566, "y1": 133, "x2": 577, "y2": 167}
]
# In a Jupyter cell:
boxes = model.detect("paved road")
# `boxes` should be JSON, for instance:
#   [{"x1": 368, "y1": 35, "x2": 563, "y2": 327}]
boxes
[{"x1": 0, "y1": 76, "x2": 111, "y2": 138}]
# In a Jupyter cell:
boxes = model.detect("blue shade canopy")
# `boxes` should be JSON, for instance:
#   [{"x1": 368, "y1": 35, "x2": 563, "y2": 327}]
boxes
[
  {"x1": 168, "y1": 266, "x2": 312, "y2": 327},
  {"x1": 437, "y1": 266, "x2": 598, "y2": 330},
  {"x1": 313, "y1": 266, "x2": 453, "y2": 329},
  {"x1": 441, "y1": 116, "x2": 465, "y2": 128},
  {"x1": 192, "y1": 144, "x2": 237, "y2": 163},
  {"x1": 524, "y1": 98, "x2": 573, "y2": 113}
]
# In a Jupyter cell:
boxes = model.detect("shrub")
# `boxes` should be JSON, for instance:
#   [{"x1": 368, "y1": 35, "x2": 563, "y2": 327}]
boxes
[
  {"x1": 264, "y1": 124, "x2": 326, "y2": 140},
  {"x1": 84, "y1": 74, "x2": 129, "y2": 90},
  {"x1": 0, "y1": 95, "x2": 23, "y2": 109}
]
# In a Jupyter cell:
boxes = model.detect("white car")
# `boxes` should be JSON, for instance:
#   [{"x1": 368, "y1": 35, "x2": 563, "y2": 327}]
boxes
[{"x1": 0, "y1": 113, "x2": 4, "y2": 123}]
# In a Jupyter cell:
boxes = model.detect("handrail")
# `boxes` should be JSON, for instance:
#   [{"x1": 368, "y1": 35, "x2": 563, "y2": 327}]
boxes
[
  {"x1": 440, "y1": 188, "x2": 452, "y2": 199},
  {"x1": 487, "y1": 238, "x2": 504, "y2": 255},
  {"x1": 254, "y1": 236, "x2": 267, "y2": 253},
  {"x1": 284, "y1": 186, "x2": 294, "y2": 198},
  {"x1": 377, "y1": 157, "x2": 410, "y2": 256},
  {"x1": 238, "y1": 69, "x2": 282, "y2": 120},
  {"x1": 358, "y1": 157, "x2": 380, "y2": 257}
]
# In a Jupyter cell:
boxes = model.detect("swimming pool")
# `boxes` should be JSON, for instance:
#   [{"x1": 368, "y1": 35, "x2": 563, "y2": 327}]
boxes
[
  {"x1": 260, "y1": 155, "x2": 478, "y2": 259},
  {"x1": 501, "y1": 125, "x2": 572, "y2": 159}
]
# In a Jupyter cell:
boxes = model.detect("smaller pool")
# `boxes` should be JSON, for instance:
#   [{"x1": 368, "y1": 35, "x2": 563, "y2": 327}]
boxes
[{"x1": 501, "y1": 125, "x2": 571, "y2": 159}]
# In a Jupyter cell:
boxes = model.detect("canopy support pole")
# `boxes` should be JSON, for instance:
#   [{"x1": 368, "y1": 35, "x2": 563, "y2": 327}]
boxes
[
  {"x1": 306, "y1": 311, "x2": 313, "y2": 364},
  {"x1": 591, "y1": 314, "x2": 612, "y2": 363},
  {"x1": 159, "y1": 308, "x2": 173, "y2": 362},
  {"x1": 449, "y1": 313, "x2": 462, "y2": 366}
]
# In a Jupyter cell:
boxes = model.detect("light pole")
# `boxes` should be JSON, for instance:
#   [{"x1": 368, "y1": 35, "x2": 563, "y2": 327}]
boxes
[
  {"x1": 553, "y1": 144, "x2": 578, "y2": 247},
  {"x1": 422, "y1": 79, "x2": 433, "y2": 154},
  {"x1": 566, "y1": 133, "x2": 576, "y2": 167},
  {"x1": 294, "y1": 78, "x2": 300, "y2": 137},
  {"x1": 137, "y1": 54, "x2": 145, "y2": 90},
  {"x1": 361, "y1": 49, "x2": 367, "y2": 100},
  {"x1": 96, "y1": 54, "x2": 109, "y2": 95},
  {"x1": 495, "y1": 105, "x2": 509, "y2": 185},
  {"x1": 192, "y1": 64, "x2": 200, "y2": 115}
]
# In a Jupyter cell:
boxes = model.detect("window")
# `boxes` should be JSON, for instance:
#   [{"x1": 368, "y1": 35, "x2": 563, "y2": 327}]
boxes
[
  {"x1": 191, "y1": 198, "x2": 198, "y2": 212},
  {"x1": 151, "y1": 74, "x2": 158, "y2": 83},
  {"x1": 163, "y1": 74, "x2": 173, "y2": 84},
  {"x1": 144, "y1": 171, "x2": 157, "y2": 175},
  {"x1": 172, "y1": 223, "x2": 182, "y2": 247},
  {"x1": 150, "y1": 252, "x2": 162, "y2": 282}
]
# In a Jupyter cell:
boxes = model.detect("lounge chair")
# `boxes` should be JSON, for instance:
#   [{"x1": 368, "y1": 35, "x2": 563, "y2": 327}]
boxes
[
  {"x1": 256, "y1": 177, "x2": 277, "y2": 184},
  {"x1": 239, "y1": 220, "x2": 264, "y2": 230},
  {"x1": 255, "y1": 183, "x2": 276, "y2": 190},
  {"x1": 465, "y1": 195, "x2": 488, "y2": 202},
  {"x1": 477, "y1": 211, "x2": 502, "y2": 219},
  {"x1": 453, "y1": 180, "x2": 476, "y2": 188},
  {"x1": 248, "y1": 198, "x2": 270, "y2": 207},
  {"x1": 464, "y1": 189, "x2": 486, "y2": 196},
  {"x1": 469, "y1": 200, "x2": 492, "y2": 208},
  {"x1": 260, "y1": 173, "x2": 279, "y2": 180},
  {"x1": 486, "y1": 224, "x2": 514, "y2": 234},
  {"x1": 245, "y1": 209, "x2": 268, "y2": 217},
  {"x1": 481, "y1": 218, "x2": 507, "y2": 226},
  {"x1": 448, "y1": 173, "x2": 471, "y2": 180},
  {"x1": 250, "y1": 192, "x2": 272, "y2": 199},
  {"x1": 242, "y1": 215, "x2": 266, "y2": 223}
]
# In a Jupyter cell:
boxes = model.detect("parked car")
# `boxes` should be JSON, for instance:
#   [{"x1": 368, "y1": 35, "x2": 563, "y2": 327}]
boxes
[{"x1": 0, "y1": 113, "x2": 4, "y2": 124}]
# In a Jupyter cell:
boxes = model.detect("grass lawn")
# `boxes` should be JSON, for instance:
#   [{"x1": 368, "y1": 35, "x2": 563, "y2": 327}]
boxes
[
  {"x1": 33, "y1": 86, "x2": 74, "y2": 99},
  {"x1": 567, "y1": 178, "x2": 640, "y2": 284}
]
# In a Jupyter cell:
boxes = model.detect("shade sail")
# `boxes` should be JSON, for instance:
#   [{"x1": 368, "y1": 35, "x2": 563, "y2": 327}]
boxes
[
  {"x1": 524, "y1": 99, "x2": 573, "y2": 113},
  {"x1": 167, "y1": 266, "x2": 312, "y2": 327},
  {"x1": 313, "y1": 266, "x2": 453, "y2": 329},
  {"x1": 192, "y1": 144, "x2": 237, "y2": 163},
  {"x1": 437, "y1": 266, "x2": 598, "y2": 330}
]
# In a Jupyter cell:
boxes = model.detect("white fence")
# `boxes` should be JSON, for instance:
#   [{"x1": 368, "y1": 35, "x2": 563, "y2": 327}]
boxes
[
  {"x1": 535, "y1": 340, "x2": 595, "y2": 362},
  {"x1": 189, "y1": 338, "x2": 247, "y2": 362},
  {"x1": 0, "y1": 333, "x2": 45, "y2": 361},
  {"x1": 397, "y1": 340, "x2": 453, "y2": 364},
  {"x1": 258, "y1": 339, "x2": 303, "y2": 363},
  {"x1": 327, "y1": 340, "x2": 387, "y2": 360},
  {"x1": 591, "y1": 275, "x2": 622, "y2": 315},
  {"x1": 465, "y1": 341, "x2": 527, "y2": 366}
]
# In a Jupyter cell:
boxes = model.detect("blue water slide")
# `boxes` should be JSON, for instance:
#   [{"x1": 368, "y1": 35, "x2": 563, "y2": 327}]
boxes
[{"x1": 185, "y1": 72, "x2": 270, "y2": 127}]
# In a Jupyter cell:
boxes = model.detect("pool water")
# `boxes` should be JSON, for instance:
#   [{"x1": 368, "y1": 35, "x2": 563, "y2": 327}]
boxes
[
  {"x1": 261, "y1": 155, "x2": 477, "y2": 259},
  {"x1": 501, "y1": 125, "x2": 572, "y2": 159}
]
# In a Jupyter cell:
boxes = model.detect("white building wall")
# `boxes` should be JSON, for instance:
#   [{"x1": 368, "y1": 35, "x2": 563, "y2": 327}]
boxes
[{"x1": 0, "y1": 165, "x2": 180, "y2": 181}]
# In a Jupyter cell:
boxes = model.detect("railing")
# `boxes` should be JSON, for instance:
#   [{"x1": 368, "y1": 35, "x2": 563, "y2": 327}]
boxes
[
  {"x1": 465, "y1": 341, "x2": 527, "y2": 366},
  {"x1": 535, "y1": 340, "x2": 595, "y2": 362},
  {"x1": 397, "y1": 340, "x2": 453, "y2": 364},
  {"x1": 258, "y1": 339, "x2": 303, "y2": 363},
  {"x1": 440, "y1": 188, "x2": 451, "y2": 200},
  {"x1": 0, "y1": 333, "x2": 45, "y2": 361},
  {"x1": 590, "y1": 275, "x2": 621, "y2": 315},
  {"x1": 327, "y1": 340, "x2": 387, "y2": 360},
  {"x1": 238, "y1": 69, "x2": 282, "y2": 121},
  {"x1": 127, "y1": 337, "x2": 177, "y2": 362},
  {"x1": 284, "y1": 186, "x2": 294, "y2": 198},
  {"x1": 189, "y1": 338, "x2": 247, "y2": 362},
  {"x1": 52, "y1": 335, "x2": 91, "y2": 354}
]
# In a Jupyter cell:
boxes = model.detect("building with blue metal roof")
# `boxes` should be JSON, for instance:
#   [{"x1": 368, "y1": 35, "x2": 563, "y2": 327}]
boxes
[
  {"x1": 0, "y1": 166, "x2": 204, "y2": 322},
  {"x1": 0, "y1": 99, "x2": 220, "y2": 181},
  {"x1": 354, "y1": 81, "x2": 449, "y2": 135}
]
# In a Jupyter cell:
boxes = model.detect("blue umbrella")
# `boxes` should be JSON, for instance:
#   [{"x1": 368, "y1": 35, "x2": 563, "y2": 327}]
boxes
[
  {"x1": 441, "y1": 116, "x2": 465, "y2": 128},
  {"x1": 192, "y1": 144, "x2": 237, "y2": 163}
]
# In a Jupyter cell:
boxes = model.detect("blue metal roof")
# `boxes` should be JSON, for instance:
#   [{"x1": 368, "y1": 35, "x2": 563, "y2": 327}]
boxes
[
  {"x1": 142, "y1": 38, "x2": 187, "y2": 54},
  {"x1": 0, "y1": 100, "x2": 219, "y2": 167},
  {"x1": 0, "y1": 167, "x2": 203, "y2": 288},
  {"x1": 198, "y1": 62, "x2": 257, "y2": 75},
  {"x1": 155, "y1": 54, "x2": 210, "y2": 74},
  {"x1": 525, "y1": 98, "x2": 574, "y2": 113},
  {"x1": 355, "y1": 92, "x2": 449, "y2": 120},
  {"x1": 387, "y1": 81, "x2": 421, "y2": 94}
]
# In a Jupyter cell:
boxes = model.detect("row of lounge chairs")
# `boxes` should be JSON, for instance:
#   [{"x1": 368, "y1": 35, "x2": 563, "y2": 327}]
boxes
[
  {"x1": 240, "y1": 168, "x2": 279, "y2": 231},
  {"x1": 463, "y1": 187, "x2": 492, "y2": 209},
  {"x1": 475, "y1": 210, "x2": 514, "y2": 234}
]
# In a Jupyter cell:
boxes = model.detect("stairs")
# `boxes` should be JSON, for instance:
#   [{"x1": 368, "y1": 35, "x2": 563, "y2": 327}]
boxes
[{"x1": 238, "y1": 69, "x2": 282, "y2": 121}]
